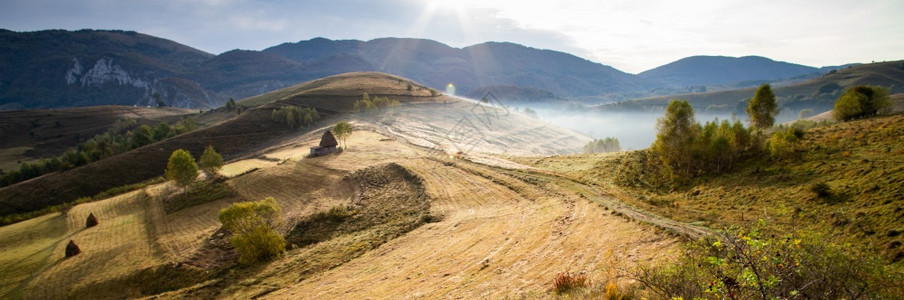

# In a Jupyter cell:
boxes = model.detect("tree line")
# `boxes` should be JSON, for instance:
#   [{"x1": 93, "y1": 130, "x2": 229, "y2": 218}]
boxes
[
  {"x1": 0, "y1": 117, "x2": 197, "y2": 187},
  {"x1": 353, "y1": 92, "x2": 400, "y2": 114},
  {"x1": 583, "y1": 137, "x2": 621, "y2": 153},
  {"x1": 271, "y1": 105, "x2": 320, "y2": 129},
  {"x1": 644, "y1": 84, "x2": 889, "y2": 185}
]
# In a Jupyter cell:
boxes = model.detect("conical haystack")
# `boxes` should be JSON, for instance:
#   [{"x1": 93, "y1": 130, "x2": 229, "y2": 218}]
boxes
[
  {"x1": 320, "y1": 130, "x2": 338, "y2": 147},
  {"x1": 65, "y1": 240, "x2": 81, "y2": 257},
  {"x1": 86, "y1": 213, "x2": 98, "y2": 228}
]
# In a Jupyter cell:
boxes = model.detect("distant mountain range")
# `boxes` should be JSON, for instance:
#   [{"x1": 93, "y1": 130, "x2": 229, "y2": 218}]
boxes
[
  {"x1": 639, "y1": 55, "x2": 822, "y2": 88},
  {"x1": 598, "y1": 61, "x2": 904, "y2": 123},
  {"x1": 0, "y1": 29, "x2": 857, "y2": 109}
]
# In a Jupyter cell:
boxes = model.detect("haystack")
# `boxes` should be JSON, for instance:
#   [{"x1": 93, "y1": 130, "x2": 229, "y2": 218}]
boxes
[
  {"x1": 65, "y1": 240, "x2": 81, "y2": 257},
  {"x1": 310, "y1": 130, "x2": 339, "y2": 156},
  {"x1": 86, "y1": 213, "x2": 98, "y2": 228},
  {"x1": 319, "y1": 130, "x2": 339, "y2": 147}
]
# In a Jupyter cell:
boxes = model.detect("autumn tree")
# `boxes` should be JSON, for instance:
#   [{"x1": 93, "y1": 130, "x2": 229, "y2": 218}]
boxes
[
  {"x1": 199, "y1": 145, "x2": 224, "y2": 175},
  {"x1": 332, "y1": 121, "x2": 354, "y2": 149},
  {"x1": 746, "y1": 84, "x2": 779, "y2": 130}
]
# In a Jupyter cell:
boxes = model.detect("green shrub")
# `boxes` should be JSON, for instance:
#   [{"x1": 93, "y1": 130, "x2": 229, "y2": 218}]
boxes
[
  {"x1": 767, "y1": 127, "x2": 802, "y2": 159},
  {"x1": 834, "y1": 86, "x2": 891, "y2": 121},
  {"x1": 218, "y1": 197, "x2": 286, "y2": 265},
  {"x1": 631, "y1": 223, "x2": 903, "y2": 299}
]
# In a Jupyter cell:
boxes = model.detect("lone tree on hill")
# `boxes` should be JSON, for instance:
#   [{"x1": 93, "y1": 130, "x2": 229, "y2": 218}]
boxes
[
  {"x1": 218, "y1": 197, "x2": 286, "y2": 265},
  {"x1": 199, "y1": 145, "x2": 224, "y2": 176},
  {"x1": 833, "y1": 85, "x2": 891, "y2": 121},
  {"x1": 166, "y1": 149, "x2": 198, "y2": 190},
  {"x1": 332, "y1": 121, "x2": 354, "y2": 149},
  {"x1": 746, "y1": 84, "x2": 779, "y2": 130}
]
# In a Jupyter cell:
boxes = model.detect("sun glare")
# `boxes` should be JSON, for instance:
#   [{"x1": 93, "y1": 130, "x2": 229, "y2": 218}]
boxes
[
  {"x1": 410, "y1": 0, "x2": 476, "y2": 41},
  {"x1": 445, "y1": 83, "x2": 456, "y2": 95}
]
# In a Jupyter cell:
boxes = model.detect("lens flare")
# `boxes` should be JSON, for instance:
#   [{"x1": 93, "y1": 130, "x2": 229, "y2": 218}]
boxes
[{"x1": 445, "y1": 83, "x2": 456, "y2": 95}]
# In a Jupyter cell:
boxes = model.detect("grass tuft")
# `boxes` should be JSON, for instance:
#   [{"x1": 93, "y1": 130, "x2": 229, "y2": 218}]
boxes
[{"x1": 553, "y1": 270, "x2": 590, "y2": 294}]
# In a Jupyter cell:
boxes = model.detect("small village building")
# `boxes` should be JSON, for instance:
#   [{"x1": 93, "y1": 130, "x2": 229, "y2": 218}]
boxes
[{"x1": 310, "y1": 130, "x2": 339, "y2": 157}]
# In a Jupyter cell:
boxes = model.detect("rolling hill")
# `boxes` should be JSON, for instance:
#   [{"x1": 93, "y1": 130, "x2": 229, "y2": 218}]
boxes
[
  {"x1": 266, "y1": 38, "x2": 648, "y2": 98},
  {"x1": 638, "y1": 55, "x2": 820, "y2": 88},
  {"x1": 0, "y1": 72, "x2": 590, "y2": 220},
  {"x1": 0, "y1": 106, "x2": 194, "y2": 172},
  {"x1": 1, "y1": 70, "x2": 903, "y2": 298},
  {"x1": 5, "y1": 29, "x2": 862, "y2": 111},
  {"x1": 0, "y1": 30, "x2": 646, "y2": 109},
  {"x1": 0, "y1": 71, "x2": 674, "y2": 299},
  {"x1": 599, "y1": 60, "x2": 904, "y2": 121}
]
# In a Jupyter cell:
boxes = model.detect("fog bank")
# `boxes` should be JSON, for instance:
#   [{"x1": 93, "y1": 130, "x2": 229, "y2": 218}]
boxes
[{"x1": 533, "y1": 109, "x2": 739, "y2": 150}]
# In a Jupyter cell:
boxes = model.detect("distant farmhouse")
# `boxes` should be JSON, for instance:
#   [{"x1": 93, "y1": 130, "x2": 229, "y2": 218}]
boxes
[{"x1": 310, "y1": 130, "x2": 339, "y2": 156}]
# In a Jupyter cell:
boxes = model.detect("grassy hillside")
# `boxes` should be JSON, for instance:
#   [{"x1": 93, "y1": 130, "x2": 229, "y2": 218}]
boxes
[
  {"x1": 0, "y1": 121, "x2": 670, "y2": 298},
  {"x1": 238, "y1": 72, "x2": 437, "y2": 108},
  {"x1": 0, "y1": 71, "x2": 589, "y2": 222},
  {"x1": 517, "y1": 113, "x2": 904, "y2": 265},
  {"x1": 0, "y1": 106, "x2": 193, "y2": 171},
  {"x1": 0, "y1": 72, "x2": 423, "y2": 218}
]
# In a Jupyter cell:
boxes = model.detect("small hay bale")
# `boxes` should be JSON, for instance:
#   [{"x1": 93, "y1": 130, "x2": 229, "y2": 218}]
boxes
[
  {"x1": 86, "y1": 213, "x2": 98, "y2": 228},
  {"x1": 65, "y1": 240, "x2": 81, "y2": 257}
]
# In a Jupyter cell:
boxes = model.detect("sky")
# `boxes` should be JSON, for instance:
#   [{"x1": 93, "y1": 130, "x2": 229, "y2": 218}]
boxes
[{"x1": 1, "y1": 0, "x2": 902, "y2": 74}]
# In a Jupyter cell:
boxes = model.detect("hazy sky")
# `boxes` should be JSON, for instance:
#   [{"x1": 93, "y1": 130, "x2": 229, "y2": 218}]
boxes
[{"x1": 1, "y1": 0, "x2": 901, "y2": 73}]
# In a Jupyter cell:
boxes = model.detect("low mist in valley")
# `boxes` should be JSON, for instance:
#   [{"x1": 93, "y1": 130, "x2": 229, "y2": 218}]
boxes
[{"x1": 529, "y1": 107, "x2": 740, "y2": 151}]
